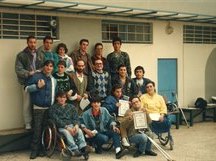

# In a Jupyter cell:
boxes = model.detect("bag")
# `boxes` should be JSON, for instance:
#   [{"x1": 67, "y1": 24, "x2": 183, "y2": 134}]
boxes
[{"x1": 194, "y1": 97, "x2": 207, "y2": 109}]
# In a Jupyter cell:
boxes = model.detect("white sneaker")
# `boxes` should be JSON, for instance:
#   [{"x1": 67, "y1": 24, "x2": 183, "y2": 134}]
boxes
[
  {"x1": 122, "y1": 137, "x2": 130, "y2": 147},
  {"x1": 25, "y1": 123, "x2": 32, "y2": 130}
]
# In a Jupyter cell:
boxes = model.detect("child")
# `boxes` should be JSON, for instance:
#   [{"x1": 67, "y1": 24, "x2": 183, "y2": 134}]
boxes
[{"x1": 49, "y1": 91, "x2": 89, "y2": 160}]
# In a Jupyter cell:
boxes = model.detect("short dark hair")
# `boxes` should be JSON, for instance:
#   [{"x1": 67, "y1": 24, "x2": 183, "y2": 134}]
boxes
[
  {"x1": 111, "y1": 84, "x2": 122, "y2": 94},
  {"x1": 79, "y1": 39, "x2": 89, "y2": 45},
  {"x1": 92, "y1": 58, "x2": 103, "y2": 65},
  {"x1": 43, "y1": 35, "x2": 53, "y2": 43},
  {"x1": 57, "y1": 60, "x2": 66, "y2": 67},
  {"x1": 27, "y1": 35, "x2": 36, "y2": 42},
  {"x1": 56, "y1": 91, "x2": 67, "y2": 98},
  {"x1": 57, "y1": 43, "x2": 68, "y2": 53},
  {"x1": 94, "y1": 42, "x2": 103, "y2": 49},
  {"x1": 134, "y1": 66, "x2": 145, "y2": 74},
  {"x1": 43, "y1": 60, "x2": 54, "y2": 67},
  {"x1": 146, "y1": 81, "x2": 155, "y2": 87},
  {"x1": 117, "y1": 64, "x2": 127, "y2": 71},
  {"x1": 112, "y1": 37, "x2": 122, "y2": 45},
  {"x1": 90, "y1": 96, "x2": 101, "y2": 103},
  {"x1": 75, "y1": 59, "x2": 85, "y2": 66},
  {"x1": 129, "y1": 95, "x2": 140, "y2": 102}
]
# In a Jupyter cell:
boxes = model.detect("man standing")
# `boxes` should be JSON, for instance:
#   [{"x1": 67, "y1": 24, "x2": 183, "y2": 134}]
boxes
[
  {"x1": 38, "y1": 35, "x2": 59, "y2": 73},
  {"x1": 15, "y1": 35, "x2": 43, "y2": 130},
  {"x1": 70, "y1": 39, "x2": 93, "y2": 75},
  {"x1": 88, "y1": 59, "x2": 111, "y2": 100},
  {"x1": 25, "y1": 60, "x2": 57, "y2": 159},
  {"x1": 107, "y1": 37, "x2": 131, "y2": 79},
  {"x1": 69, "y1": 59, "x2": 89, "y2": 115}
]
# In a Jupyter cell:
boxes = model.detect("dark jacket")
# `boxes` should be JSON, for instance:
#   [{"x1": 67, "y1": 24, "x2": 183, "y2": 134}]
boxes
[
  {"x1": 132, "y1": 77, "x2": 152, "y2": 94},
  {"x1": 15, "y1": 47, "x2": 43, "y2": 85}
]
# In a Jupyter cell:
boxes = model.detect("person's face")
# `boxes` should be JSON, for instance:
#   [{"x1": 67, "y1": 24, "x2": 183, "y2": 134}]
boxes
[
  {"x1": 43, "y1": 63, "x2": 54, "y2": 74},
  {"x1": 118, "y1": 67, "x2": 127, "y2": 77},
  {"x1": 146, "y1": 83, "x2": 155, "y2": 95},
  {"x1": 94, "y1": 60, "x2": 103, "y2": 71},
  {"x1": 113, "y1": 88, "x2": 122, "y2": 99},
  {"x1": 76, "y1": 60, "x2": 85, "y2": 73},
  {"x1": 135, "y1": 69, "x2": 144, "y2": 79},
  {"x1": 80, "y1": 41, "x2": 89, "y2": 53},
  {"x1": 95, "y1": 45, "x2": 103, "y2": 56},
  {"x1": 131, "y1": 98, "x2": 141, "y2": 110},
  {"x1": 57, "y1": 64, "x2": 65, "y2": 74},
  {"x1": 27, "y1": 38, "x2": 37, "y2": 51},
  {"x1": 113, "y1": 41, "x2": 121, "y2": 52},
  {"x1": 91, "y1": 102, "x2": 101, "y2": 111},
  {"x1": 56, "y1": 95, "x2": 67, "y2": 106},
  {"x1": 44, "y1": 39, "x2": 53, "y2": 51},
  {"x1": 58, "y1": 47, "x2": 65, "y2": 56}
]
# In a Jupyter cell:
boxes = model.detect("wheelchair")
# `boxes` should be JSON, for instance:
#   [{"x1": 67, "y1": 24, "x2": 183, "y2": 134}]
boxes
[
  {"x1": 41, "y1": 119, "x2": 71, "y2": 159},
  {"x1": 150, "y1": 103, "x2": 178, "y2": 150}
]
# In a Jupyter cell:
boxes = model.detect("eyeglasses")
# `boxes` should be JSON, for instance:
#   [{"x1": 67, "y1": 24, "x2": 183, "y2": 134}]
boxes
[{"x1": 95, "y1": 63, "x2": 103, "y2": 65}]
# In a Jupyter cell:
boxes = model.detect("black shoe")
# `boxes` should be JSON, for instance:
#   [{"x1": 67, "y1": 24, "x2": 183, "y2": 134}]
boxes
[
  {"x1": 80, "y1": 147, "x2": 89, "y2": 160},
  {"x1": 116, "y1": 148, "x2": 128, "y2": 159},
  {"x1": 71, "y1": 149, "x2": 82, "y2": 157},
  {"x1": 133, "y1": 150, "x2": 142, "y2": 158},
  {"x1": 145, "y1": 150, "x2": 157, "y2": 156},
  {"x1": 39, "y1": 150, "x2": 46, "y2": 157},
  {"x1": 30, "y1": 150, "x2": 39, "y2": 159}
]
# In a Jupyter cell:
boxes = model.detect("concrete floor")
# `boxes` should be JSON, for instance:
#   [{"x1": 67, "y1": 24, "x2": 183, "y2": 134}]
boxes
[{"x1": 0, "y1": 122, "x2": 215, "y2": 161}]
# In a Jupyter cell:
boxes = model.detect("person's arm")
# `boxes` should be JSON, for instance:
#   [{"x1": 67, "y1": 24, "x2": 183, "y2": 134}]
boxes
[
  {"x1": 103, "y1": 96, "x2": 118, "y2": 114},
  {"x1": 124, "y1": 52, "x2": 131, "y2": 77},
  {"x1": 15, "y1": 54, "x2": 34, "y2": 79},
  {"x1": 86, "y1": 73, "x2": 95, "y2": 97},
  {"x1": 66, "y1": 56, "x2": 74, "y2": 73}
]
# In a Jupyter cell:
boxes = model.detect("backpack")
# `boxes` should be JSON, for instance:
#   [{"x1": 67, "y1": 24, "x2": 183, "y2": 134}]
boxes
[{"x1": 194, "y1": 97, "x2": 207, "y2": 109}]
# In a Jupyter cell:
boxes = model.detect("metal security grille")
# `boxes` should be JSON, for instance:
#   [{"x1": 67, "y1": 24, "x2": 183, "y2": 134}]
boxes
[
  {"x1": 0, "y1": 12, "x2": 58, "y2": 39},
  {"x1": 183, "y1": 25, "x2": 216, "y2": 44},
  {"x1": 102, "y1": 20, "x2": 153, "y2": 43}
]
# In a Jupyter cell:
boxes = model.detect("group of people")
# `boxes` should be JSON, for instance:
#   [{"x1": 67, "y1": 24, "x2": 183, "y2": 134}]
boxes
[{"x1": 15, "y1": 35, "x2": 168, "y2": 160}]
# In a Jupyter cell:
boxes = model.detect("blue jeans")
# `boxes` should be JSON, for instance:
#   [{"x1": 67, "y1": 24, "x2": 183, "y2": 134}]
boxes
[
  {"x1": 90, "y1": 131, "x2": 121, "y2": 149},
  {"x1": 129, "y1": 133, "x2": 151, "y2": 153},
  {"x1": 58, "y1": 124, "x2": 86, "y2": 151}
]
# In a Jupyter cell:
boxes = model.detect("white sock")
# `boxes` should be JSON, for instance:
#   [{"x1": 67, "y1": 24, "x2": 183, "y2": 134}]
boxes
[{"x1": 115, "y1": 147, "x2": 121, "y2": 153}]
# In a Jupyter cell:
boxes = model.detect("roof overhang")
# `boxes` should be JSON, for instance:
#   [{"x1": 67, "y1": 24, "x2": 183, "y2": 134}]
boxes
[{"x1": 0, "y1": 0, "x2": 216, "y2": 24}]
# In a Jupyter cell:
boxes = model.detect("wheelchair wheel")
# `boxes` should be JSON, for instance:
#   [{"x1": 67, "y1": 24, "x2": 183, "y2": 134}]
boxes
[
  {"x1": 42, "y1": 120, "x2": 57, "y2": 157},
  {"x1": 101, "y1": 138, "x2": 114, "y2": 151},
  {"x1": 158, "y1": 133, "x2": 169, "y2": 146}
]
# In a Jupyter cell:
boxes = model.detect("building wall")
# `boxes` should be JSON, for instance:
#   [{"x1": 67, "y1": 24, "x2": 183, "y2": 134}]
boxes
[{"x1": 0, "y1": 17, "x2": 214, "y2": 130}]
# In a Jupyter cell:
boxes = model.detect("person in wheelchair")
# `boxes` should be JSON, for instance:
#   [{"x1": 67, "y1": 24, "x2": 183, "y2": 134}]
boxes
[
  {"x1": 140, "y1": 81, "x2": 171, "y2": 133},
  {"x1": 80, "y1": 96, "x2": 128, "y2": 159},
  {"x1": 49, "y1": 91, "x2": 89, "y2": 160},
  {"x1": 122, "y1": 96, "x2": 157, "y2": 158}
]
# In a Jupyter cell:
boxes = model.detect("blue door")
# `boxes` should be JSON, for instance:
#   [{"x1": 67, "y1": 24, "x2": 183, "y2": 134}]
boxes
[{"x1": 158, "y1": 59, "x2": 177, "y2": 103}]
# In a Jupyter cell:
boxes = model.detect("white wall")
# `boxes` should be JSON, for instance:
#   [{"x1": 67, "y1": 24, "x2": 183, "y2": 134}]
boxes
[{"x1": 0, "y1": 17, "x2": 214, "y2": 130}]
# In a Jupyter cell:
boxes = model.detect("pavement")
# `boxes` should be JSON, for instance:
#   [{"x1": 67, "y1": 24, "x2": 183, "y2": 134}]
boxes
[{"x1": 0, "y1": 122, "x2": 216, "y2": 161}]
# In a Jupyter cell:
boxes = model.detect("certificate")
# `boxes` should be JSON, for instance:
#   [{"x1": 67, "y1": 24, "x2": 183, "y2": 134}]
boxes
[
  {"x1": 118, "y1": 100, "x2": 129, "y2": 116},
  {"x1": 133, "y1": 111, "x2": 148, "y2": 129},
  {"x1": 80, "y1": 98, "x2": 90, "y2": 110}
]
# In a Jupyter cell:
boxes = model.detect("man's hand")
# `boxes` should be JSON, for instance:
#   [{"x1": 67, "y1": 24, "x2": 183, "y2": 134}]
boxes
[
  {"x1": 159, "y1": 115, "x2": 164, "y2": 122},
  {"x1": 83, "y1": 93, "x2": 88, "y2": 99},
  {"x1": 76, "y1": 95, "x2": 82, "y2": 101},
  {"x1": 83, "y1": 128, "x2": 94, "y2": 138},
  {"x1": 112, "y1": 126, "x2": 120, "y2": 134},
  {"x1": 116, "y1": 102, "x2": 121, "y2": 108},
  {"x1": 37, "y1": 79, "x2": 45, "y2": 88},
  {"x1": 29, "y1": 71, "x2": 35, "y2": 76},
  {"x1": 67, "y1": 90, "x2": 73, "y2": 97},
  {"x1": 68, "y1": 127, "x2": 77, "y2": 136}
]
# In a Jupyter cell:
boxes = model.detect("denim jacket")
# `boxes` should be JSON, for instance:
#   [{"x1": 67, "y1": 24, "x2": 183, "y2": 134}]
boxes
[{"x1": 80, "y1": 107, "x2": 116, "y2": 132}]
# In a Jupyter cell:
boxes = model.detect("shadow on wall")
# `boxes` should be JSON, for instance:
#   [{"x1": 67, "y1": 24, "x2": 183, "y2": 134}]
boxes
[{"x1": 205, "y1": 48, "x2": 216, "y2": 102}]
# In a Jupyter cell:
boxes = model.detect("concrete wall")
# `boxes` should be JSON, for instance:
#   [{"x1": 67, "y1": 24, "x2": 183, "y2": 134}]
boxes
[{"x1": 0, "y1": 16, "x2": 214, "y2": 130}]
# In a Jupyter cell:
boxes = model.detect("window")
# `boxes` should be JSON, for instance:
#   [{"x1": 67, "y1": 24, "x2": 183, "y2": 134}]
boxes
[
  {"x1": 0, "y1": 12, "x2": 58, "y2": 39},
  {"x1": 102, "y1": 20, "x2": 153, "y2": 43},
  {"x1": 183, "y1": 25, "x2": 216, "y2": 44}
]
